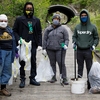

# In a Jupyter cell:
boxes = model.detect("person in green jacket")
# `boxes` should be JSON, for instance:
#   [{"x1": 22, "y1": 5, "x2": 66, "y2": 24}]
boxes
[{"x1": 72, "y1": 9, "x2": 99, "y2": 89}]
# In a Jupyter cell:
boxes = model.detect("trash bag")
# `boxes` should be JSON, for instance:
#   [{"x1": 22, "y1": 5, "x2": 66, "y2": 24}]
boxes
[
  {"x1": 18, "y1": 40, "x2": 32, "y2": 70},
  {"x1": 89, "y1": 61, "x2": 100, "y2": 94},
  {"x1": 89, "y1": 86, "x2": 100, "y2": 94},
  {"x1": 8, "y1": 69, "x2": 13, "y2": 85},
  {"x1": 12, "y1": 57, "x2": 20, "y2": 78},
  {"x1": 35, "y1": 55, "x2": 54, "y2": 82}
]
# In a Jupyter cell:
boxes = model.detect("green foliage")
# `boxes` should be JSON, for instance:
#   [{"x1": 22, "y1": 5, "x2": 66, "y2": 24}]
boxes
[
  {"x1": 72, "y1": 0, "x2": 88, "y2": 9},
  {"x1": 50, "y1": 0, "x2": 72, "y2": 5},
  {"x1": 0, "y1": 0, "x2": 100, "y2": 31},
  {"x1": 87, "y1": 0, "x2": 100, "y2": 13},
  {"x1": 32, "y1": 0, "x2": 50, "y2": 28},
  {"x1": 68, "y1": 16, "x2": 79, "y2": 32}
]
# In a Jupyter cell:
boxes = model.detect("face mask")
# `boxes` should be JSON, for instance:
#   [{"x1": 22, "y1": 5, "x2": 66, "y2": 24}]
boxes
[
  {"x1": 80, "y1": 16, "x2": 88, "y2": 23},
  {"x1": 0, "y1": 22, "x2": 8, "y2": 28},
  {"x1": 25, "y1": 10, "x2": 33, "y2": 16},
  {"x1": 53, "y1": 19, "x2": 60, "y2": 26}
]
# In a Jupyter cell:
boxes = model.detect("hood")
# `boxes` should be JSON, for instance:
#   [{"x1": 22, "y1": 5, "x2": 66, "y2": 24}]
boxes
[
  {"x1": 79, "y1": 9, "x2": 91, "y2": 25},
  {"x1": 23, "y1": 2, "x2": 34, "y2": 16}
]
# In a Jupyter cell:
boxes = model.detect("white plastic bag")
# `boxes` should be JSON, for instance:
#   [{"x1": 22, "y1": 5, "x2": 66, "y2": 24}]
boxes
[
  {"x1": 18, "y1": 40, "x2": 32, "y2": 70},
  {"x1": 8, "y1": 73, "x2": 13, "y2": 85},
  {"x1": 35, "y1": 55, "x2": 54, "y2": 82},
  {"x1": 89, "y1": 86, "x2": 100, "y2": 94},
  {"x1": 89, "y1": 62, "x2": 100, "y2": 79},
  {"x1": 89, "y1": 61, "x2": 100, "y2": 93},
  {"x1": 12, "y1": 57, "x2": 20, "y2": 78}
]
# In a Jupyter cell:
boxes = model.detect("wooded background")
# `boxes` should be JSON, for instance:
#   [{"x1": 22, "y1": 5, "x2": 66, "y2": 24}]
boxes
[{"x1": 0, "y1": 0, "x2": 100, "y2": 37}]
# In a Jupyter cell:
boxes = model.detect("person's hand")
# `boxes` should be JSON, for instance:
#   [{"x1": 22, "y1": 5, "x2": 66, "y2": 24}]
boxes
[
  {"x1": 63, "y1": 45, "x2": 68, "y2": 50},
  {"x1": 72, "y1": 42, "x2": 77, "y2": 50},
  {"x1": 15, "y1": 53, "x2": 19, "y2": 58},
  {"x1": 42, "y1": 49, "x2": 47, "y2": 57},
  {"x1": 61, "y1": 43, "x2": 68, "y2": 50},
  {"x1": 18, "y1": 38, "x2": 25, "y2": 45},
  {"x1": 37, "y1": 46, "x2": 42, "y2": 51},
  {"x1": 90, "y1": 45, "x2": 95, "y2": 51}
]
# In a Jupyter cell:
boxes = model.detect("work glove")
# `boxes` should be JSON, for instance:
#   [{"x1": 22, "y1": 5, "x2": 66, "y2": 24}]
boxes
[
  {"x1": 37, "y1": 46, "x2": 42, "y2": 51},
  {"x1": 63, "y1": 45, "x2": 68, "y2": 50},
  {"x1": 15, "y1": 53, "x2": 19, "y2": 58},
  {"x1": 90, "y1": 45, "x2": 95, "y2": 51},
  {"x1": 42, "y1": 49, "x2": 47, "y2": 57},
  {"x1": 72, "y1": 42, "x2": 77, "y2": 50},
  {"x1": 61, "y1": 43, "x2": 68, "y2": 50},
  {"x1": 18, "y1": 37, "x2": 25, "y2": 45}
]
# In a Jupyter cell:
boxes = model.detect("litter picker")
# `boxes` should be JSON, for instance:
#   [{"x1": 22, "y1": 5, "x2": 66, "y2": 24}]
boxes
[
  {"x1": 60, "y1": 43, "x2": 65, "y2": 87},
  {"x1": 74, "y1": 48, "x2": 77, "y2": 80}
]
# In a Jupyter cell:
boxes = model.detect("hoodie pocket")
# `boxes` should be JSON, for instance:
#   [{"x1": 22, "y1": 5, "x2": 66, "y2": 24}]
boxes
[
  {"x1": 47, "y1": 40, "x2": 61, "y2": 50},
  {"x1": 58, "y1": 39, "x2": 64, "y2": 45}
]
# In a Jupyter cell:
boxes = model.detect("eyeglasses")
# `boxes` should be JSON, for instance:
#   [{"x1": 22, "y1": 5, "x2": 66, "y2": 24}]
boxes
[{"x1": 0, "y1": 20, "x2": 7, "y2": 22}]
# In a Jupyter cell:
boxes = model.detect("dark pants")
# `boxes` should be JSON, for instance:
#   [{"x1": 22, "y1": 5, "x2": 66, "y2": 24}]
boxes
[
  {"x1": 47, "y1": 49, "x2": 67, "y2": 79},
  {"x1": 19, "y1": 42, "x2": 37, "y2": 79},
  {"x1": 77, "y1": 49, "x2": 93, "y2": 77},
  {"x1": 77, "y1": 49, "x2": 93, "y2": 89}
]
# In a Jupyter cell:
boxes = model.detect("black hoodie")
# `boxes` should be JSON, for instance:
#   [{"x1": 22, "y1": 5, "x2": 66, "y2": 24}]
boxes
[{"x1": 23, "y1": 2, "x2": 34, "y2": 18}]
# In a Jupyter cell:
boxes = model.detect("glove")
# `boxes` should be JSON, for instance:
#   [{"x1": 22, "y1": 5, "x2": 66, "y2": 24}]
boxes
[
  {"x1": 72, "y1": 42, "x2": 77, "y2": 50},
  {"x1": 90, "y1": 45, "x2": 95, "y2": 51},
  {"x1": 37, "y1": 46, "x2": 42, "y2": 51},
  {"x1": 63, "y1": 45, "x2": 68, "y2": 50},
  {"x1": 42, "y1": 49, "x2": 47, "y2": 57},
  {"x1": 15, "y1": 53, "x2": 19, "y2": 58},
  {"x1": 18, "y1": 38, "x2": 25, "y2": 45},
  {"x1": 61, "y1": 43, "x2": 68, "y2": 50}
]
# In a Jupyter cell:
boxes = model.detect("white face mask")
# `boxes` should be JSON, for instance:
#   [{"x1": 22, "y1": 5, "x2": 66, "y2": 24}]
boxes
[{"x1": 0, "y1": 22, "x2": 8, "y2": 28}]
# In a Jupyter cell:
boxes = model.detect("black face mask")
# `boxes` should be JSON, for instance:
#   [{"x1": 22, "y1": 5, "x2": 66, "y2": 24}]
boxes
[{"x1": 25, "y1": 10, "x2": 33, "y2": 16}]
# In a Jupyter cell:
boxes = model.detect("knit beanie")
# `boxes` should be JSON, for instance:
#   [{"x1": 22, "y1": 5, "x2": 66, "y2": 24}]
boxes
[{"x1": 52, "y1": 14, "x2": 61, "y2": 20}]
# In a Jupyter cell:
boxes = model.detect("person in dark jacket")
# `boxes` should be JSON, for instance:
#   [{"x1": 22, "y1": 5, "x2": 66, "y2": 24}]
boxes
[
  {"x1": 72, "y1": 9, "x2": 99, "y2": 89},
  {"x1": 42, "y1": 14, "x2": 69, "y2": 85},
  {"x1": 0, "y1": 14, "x2": 16, "y2": 96},
  {"x1": 13, "y1": 2, "x2": 42, "y2": 88}
]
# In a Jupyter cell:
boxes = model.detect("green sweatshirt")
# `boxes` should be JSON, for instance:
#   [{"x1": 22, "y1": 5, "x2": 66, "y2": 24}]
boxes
[{"x1": 72, "y1": 9, "x2": 99, "y2": 49}]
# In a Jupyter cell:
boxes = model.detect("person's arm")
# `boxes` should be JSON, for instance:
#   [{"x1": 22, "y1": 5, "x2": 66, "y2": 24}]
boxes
[
  {"x1": 72, "y1": 27, "x2": 77, "y2": 44},
  {"x1": 13, "y1": 17, "x2": 20, "y2": 44},
  {"x1": 36, "y1": 18, "x2": 42, "y2": 46},
  {"x1": 63, "y1": 27, "x2": 69, "y2": 47},
  {"x1": 93, "y1": 25, "x2": 99, "y2": 47},
  {"x1": 42, "y1": 28, "x2": 49, "y2": 49}
]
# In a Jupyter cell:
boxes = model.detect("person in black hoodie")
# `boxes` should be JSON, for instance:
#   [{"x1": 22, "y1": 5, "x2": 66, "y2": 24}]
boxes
[{"x1": 13, "y1": 2, "x2": 42, "y2": 88}]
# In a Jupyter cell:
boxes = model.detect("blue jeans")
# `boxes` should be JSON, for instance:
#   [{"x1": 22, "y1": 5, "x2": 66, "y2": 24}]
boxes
[{"x1": 0, "y1": 50, "x2": 12, "y2": 84}]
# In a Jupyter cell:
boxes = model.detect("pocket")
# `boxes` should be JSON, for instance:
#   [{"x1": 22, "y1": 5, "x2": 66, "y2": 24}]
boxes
[{"x1": 47, "y1": 40, "x2": 61, "y2": 50}]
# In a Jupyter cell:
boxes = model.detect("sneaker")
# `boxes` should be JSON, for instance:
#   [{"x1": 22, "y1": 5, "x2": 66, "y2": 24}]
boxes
[
  {"x1": 63, "y1": 78, "x2": 69, "y2": 85},
  {"x1": 49, "y1": 76, "x2": 57, "y2": 83},
  {"x1": 0, "y1": 88, "x2": 11, "y2": 96}
]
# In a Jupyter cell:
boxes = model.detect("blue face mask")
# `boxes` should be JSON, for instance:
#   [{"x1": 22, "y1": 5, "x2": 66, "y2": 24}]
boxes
[{"x1": 80, "y1": 16, "x2": 88, "y2": 23}]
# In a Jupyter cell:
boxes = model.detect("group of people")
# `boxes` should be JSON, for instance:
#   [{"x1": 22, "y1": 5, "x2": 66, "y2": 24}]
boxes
[{"x1": 0, "y1": 1, "x2": 99, "y2": 97}]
